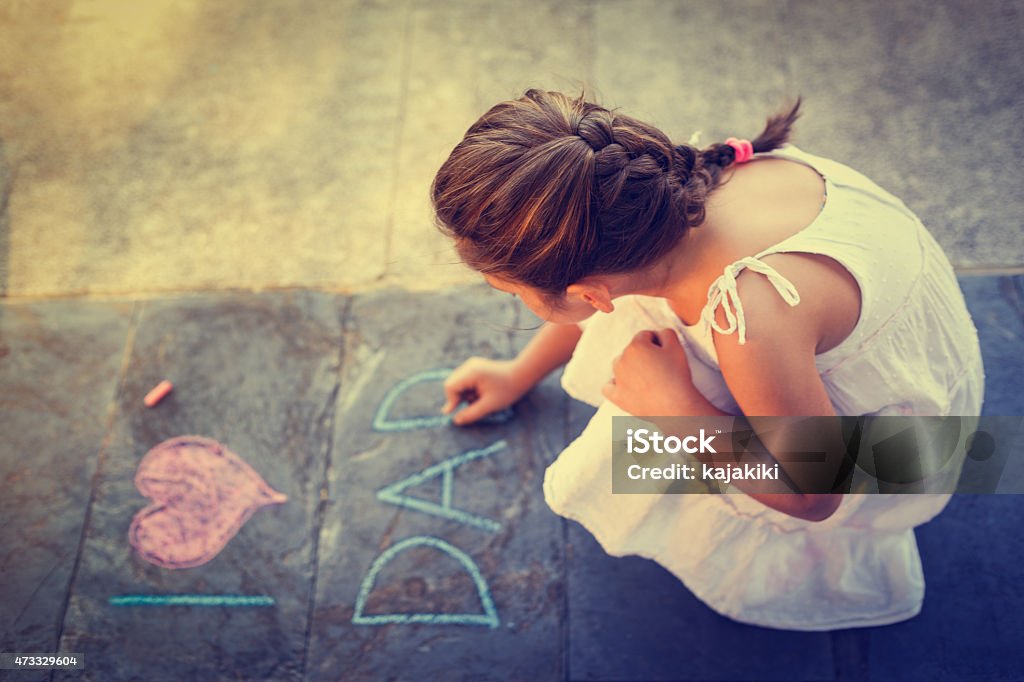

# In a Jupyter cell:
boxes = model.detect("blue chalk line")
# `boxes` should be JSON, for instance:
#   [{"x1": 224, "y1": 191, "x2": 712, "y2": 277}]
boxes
[
  {"x1": 109, "y1": 595, "x2": 275, "y2": 607},
  {"x1": 352, "y1": 536, "x2": 499, "y2": 628},
  {"x1": 372, "y1": 368, "x2": 514, "y2": 432},
  {"x1": 376, "y1": 440, "x2": 507, "y2": 532}
]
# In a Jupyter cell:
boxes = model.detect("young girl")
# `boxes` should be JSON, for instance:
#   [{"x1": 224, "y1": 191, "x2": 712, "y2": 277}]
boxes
[{"x1": 431, "y1": 89, "x2": 984, "y2": 630}]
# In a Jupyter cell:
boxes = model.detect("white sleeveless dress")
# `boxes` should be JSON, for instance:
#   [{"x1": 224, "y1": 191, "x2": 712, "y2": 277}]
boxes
[{"x1": 543, "y1": 144, "x2": 985, "y2": 631}]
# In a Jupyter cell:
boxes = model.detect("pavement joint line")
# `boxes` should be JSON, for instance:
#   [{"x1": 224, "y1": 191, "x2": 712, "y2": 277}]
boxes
[
  {"x1": 0, "y1": 161, "x2": 14, "y2": 296},
  {"x1": 378, "y1": 1, "x2": 414, "y2": 284},
  {"x1": 50, "y1": 300, "x2": 142, "y2": 682},
  {"x1": 565, "y1": 411, "x2": 573, "y2": 675},
  {"x1": 299, "y1": 295, "x2": 351, "y2": 680},
  {"x1": 831, "y1": 627, "x2": 871, "y2": 681},
  {"x1": 956, "y1": 266, "x2": 1024, "y2": 276},
  {"x1": 562, "y1": 390, "x2": 580, "y2": 682}
]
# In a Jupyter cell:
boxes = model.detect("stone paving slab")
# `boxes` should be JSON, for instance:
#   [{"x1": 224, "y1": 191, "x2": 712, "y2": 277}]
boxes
[
  {"x1": 566, "y1": 525, "x2": 836, "y2": 682},
  {"x1": 592, "y1": 0, "x2": 790, "y2": 151},
  {"x1": 0, "y1": 300, "x2": 134, "y2": 682},
  {"x1": 0, "y1": 1, "x2": 402, "y2": 296},
  {"x1": 601, "y1": 1, "x2": 1023, "y2": 271},
  {"x1": 0, "y1": 272, "x2": 1021, "y2": 681},
  {"x1": 52, "y1": 292, "x2": 345, "y2": 682},
  {"x1": 2, "y1": 1, "x2": 1020, "y2": 299},
  {"x1": 866, "y1": 495, "x2": 1024, "y2": 681},
  {"x1": 779, "y1": 0, "x2": 1024, "y2": 270},
  {"x1": 307, "y1": 286, "x2": 569, "y2": 682},
  {"x1": 961, "y1": 275, "x2": 1024, "y2": 416}
]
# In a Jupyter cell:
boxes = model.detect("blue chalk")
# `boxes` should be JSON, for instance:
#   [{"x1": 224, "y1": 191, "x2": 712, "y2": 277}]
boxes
[
  {"x1": 352, "y1": 536, "x2": 499, "y2": 628},
  {"x1": 109, "y1": 595, "x2": 275, "y2": 607},
  {"x1": 372, "y1": 368, "x2": 515, "y2": 432},
  {"x1": 376, "y1": 440, "x2": 507, "y2": 532}
]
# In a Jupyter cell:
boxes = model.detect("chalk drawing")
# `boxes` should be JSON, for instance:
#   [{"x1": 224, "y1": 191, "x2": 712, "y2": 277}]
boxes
[
  {"x1": 109, "y1": 595, "x2": 274, "y2": 607},
  {"x1": 376, "y1": 440, "x2": 507, "y2": 532},
  {"x1": 352, "y1": 536, "x2": 499, "y2": 628},
  {"x1": 129, "y1": 436, "x2": 288, "y2": 569},
  {"x1": 372, "y1": 368, "x2": 514, "y2": 432}
]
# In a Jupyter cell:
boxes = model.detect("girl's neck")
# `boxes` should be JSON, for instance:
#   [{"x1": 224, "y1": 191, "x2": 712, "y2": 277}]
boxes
[
  {"x1": 600, "y1": 222, "x2": 725, "y2": 326},
  {"x1": 613, "y1": 157, "x2": 828, "y2": 324},
  {"x1": 653, "y1": 223, "x2": 729, "y2": 325}
]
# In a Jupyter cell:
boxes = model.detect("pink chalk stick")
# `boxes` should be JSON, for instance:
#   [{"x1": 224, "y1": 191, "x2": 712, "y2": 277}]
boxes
[{"x1": 143, "y1": 380, "x2": 174, "y2": 407}]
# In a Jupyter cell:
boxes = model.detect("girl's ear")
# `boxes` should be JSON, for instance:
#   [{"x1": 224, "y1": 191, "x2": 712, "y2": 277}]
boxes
[{"x1": 566, "y1": 280, "x2": 615, "y2": 314}]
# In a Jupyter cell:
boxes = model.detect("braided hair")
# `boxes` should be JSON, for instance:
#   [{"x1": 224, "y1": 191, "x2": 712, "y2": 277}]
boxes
[{"x1": 431, "y1": 89, "x2": 802, "y2": 299}]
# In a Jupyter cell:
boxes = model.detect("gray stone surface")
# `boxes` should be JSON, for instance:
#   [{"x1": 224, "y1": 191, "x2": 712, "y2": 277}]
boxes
[
  {"x1": 961, "y1": 275, "x2": 1024, "y2": 416},
  {"x1": 53, "y1": 292, "x2": 344, "y2": 681},
  {"x1": 0, "y1": 1, "x2": 402, "y2": 296},
  {"x1": 598, "y1": 0, "x2": 1023, "y2": 271},
  {"x1": 1, "y1": 1, "x2": 1019, "y2": 298},
  {"x1": 867, "y1": 495, "x2": 1024, "y2": 681},
  {"x1": 1, "y1": 272, "x2": 1022, "y2": 680},
  {"x1": 592, "y1": 0, "x2": 791, "y2": 148},
  {"x1": 780, "y1": 0, "x2": 1024, "y2": 270},
  {"x1": 307, "y1": 286, "x2": 570, "y2": 682},
  {"x1": 0, "y1": 300, "x2": 134, "y2": 682},
  {"x1": 566, "y1": 525, "x2": 835, "y2": 682}
]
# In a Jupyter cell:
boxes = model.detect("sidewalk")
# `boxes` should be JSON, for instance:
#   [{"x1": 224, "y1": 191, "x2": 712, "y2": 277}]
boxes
[
  {"x1": 1, "y1": 1, "x2": 1022, "y2": 679},
  {"x1": 1, "y1": 275, "x2": 1021, "y2": 681},
  {"x1": 0, "y1": 1, "x2": 1021, "y2": 297}
]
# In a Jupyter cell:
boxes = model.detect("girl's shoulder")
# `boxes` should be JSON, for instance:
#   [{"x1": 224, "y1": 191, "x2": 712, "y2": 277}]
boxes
[
  {"x1": 760, "y1": 144, "x2": 915, "y2": 216},
  {"x1": 708, "y1": 250, "x2": 861, "y2": 358},
  {"x1": 705, "y1": 251, "x2": 859, "y2": 415}
]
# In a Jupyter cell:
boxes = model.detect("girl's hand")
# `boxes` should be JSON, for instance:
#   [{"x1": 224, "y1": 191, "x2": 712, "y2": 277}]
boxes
[
  {"x1": 602, "y1": 329, "x2": 712, "y2": 415},
  {"x1": 442, "y1": 357, "x2": 531, "y2": 426}
]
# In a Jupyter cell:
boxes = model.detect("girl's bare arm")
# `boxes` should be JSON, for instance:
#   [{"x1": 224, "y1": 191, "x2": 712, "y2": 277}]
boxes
[
  {"x1": 443, "y1": 321, "x2": 583, "y2": 424},
  {"x1": 509, "y1": 321, "x2": 583, "y2": 389}
]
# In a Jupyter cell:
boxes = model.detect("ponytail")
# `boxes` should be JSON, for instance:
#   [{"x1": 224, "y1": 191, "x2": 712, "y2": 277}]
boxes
[
  {"x1": 691, "y1": 97, "x2": 803, "y2": 184},
  {"x1": 751, "y1": 97, "x2": 803, "y2": 153}
]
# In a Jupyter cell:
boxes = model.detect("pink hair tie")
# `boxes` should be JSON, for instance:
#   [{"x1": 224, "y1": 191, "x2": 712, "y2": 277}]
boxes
[{"x1": 725, "y1": 137, "x2": 754, "y2": 164}]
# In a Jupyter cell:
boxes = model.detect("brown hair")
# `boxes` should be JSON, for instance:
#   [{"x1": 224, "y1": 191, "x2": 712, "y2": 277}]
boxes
[{"x1": 431, "y1": 89, "x2": 801, "y2": 299}]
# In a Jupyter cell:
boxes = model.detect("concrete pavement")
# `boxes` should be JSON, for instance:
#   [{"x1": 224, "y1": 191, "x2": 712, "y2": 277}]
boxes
[
  {"x1": 1, "y1": 1, "x2": 1023, "y2": 680},
  {"x1": 0, "y1": 0, "x2": 1021, "y2": 298},
  {"x1": 1, "y1": 276, "x2": 1022, "y2": 681}
]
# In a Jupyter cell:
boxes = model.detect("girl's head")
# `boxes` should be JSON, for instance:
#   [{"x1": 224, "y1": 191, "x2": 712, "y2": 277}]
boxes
[{"x1": 431, "y1": 89, "x2": 801, "y2": 322}]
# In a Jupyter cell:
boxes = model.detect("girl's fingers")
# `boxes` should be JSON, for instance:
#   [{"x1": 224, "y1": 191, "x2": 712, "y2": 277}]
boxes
[
  {"x1": 611, "y1": 353, "x2": 622, "y2": 376},
  {"x1": 601, "y1": 381, "x2": 617, "y2": 403},
  {"x1": 442, "y1": 373, "x2": 472, "y2": 414},
  {"x1": 629, "y1": 329, "x2": 666, "y2": 348},
  {"x1": 655, "y1": 328, "x2": 681, "y2": 349},
  {"x1": 451, "y1": 394, "x2": 499, "y2": 426},
  {"x1": 631, "y1": 330, "x2": 655, "y2": 345}
]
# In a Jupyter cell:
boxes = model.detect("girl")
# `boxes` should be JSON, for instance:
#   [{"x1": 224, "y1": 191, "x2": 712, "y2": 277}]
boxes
[{"x1": 430, "y1": 89, "x2": 984, "y2": 630}]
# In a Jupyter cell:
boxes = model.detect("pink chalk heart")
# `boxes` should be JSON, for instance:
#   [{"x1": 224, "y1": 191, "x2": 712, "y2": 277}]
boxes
[{"x1": 129, "y1": 435, "x2": 288, "y2": 569}]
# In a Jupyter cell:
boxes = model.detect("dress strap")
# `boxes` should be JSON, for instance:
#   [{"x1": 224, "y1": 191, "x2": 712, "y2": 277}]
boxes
[{"x1": 701, "y1": 257, "x2": 801, "y2": 345}]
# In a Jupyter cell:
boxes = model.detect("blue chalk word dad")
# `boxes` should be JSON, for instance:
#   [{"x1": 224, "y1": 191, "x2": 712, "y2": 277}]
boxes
[{"x1": 353, "y1": 368, "x2": 515, "y2": 629}]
